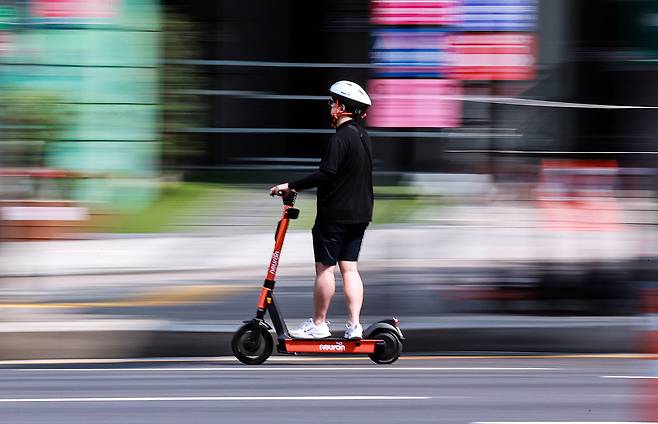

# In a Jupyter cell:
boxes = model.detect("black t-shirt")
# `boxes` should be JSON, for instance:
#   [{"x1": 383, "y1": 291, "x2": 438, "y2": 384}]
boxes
[{"x1": 289, "y1": 120, "x2": 373, "y2": 224}]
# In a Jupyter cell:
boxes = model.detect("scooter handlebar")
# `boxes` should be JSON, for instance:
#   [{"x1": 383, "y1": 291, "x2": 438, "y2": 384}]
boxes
[{"x1": 270, "y1": 189, "x2": 297, "y2": 206}]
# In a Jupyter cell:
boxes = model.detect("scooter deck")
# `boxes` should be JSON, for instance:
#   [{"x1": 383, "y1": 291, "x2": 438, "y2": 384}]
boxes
[{"x1": 281, "y1": 338, "x2": 379, "y2": 354}]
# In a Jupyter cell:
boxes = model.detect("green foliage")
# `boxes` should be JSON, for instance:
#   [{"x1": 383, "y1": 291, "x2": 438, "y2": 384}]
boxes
[
  {"x1": 288, "y1": 186, "x2": 430, "y2": 230},
  {"x1": 0, "y1": 88, "x2": 66, "y2": 167},
  {"x1": 105, "y1": 182, "x2": 221, "y2": 233},
  {"x1": 372, "y1": 186, "x2": 424, "y2": 225},
  {"x1": 101, "y1": 183, "x2": 440, "y2": 234},
  {"x1": 161, "y1": 9, "x2": 208, "y2": 168}
]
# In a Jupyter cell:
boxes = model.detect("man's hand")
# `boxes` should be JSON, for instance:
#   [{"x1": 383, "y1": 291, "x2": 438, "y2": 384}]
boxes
[{"x1": 269, "y1": 183, "x2": 290, "y2": 196}]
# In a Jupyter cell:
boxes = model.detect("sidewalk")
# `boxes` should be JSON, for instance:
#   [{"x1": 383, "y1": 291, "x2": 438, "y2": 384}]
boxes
[
  {"x1": 0, "y1": 222, "x2": 650, "y2": 278},
  {"x1": 0, "y1": 202, "x2": 654, "y2": 359}
]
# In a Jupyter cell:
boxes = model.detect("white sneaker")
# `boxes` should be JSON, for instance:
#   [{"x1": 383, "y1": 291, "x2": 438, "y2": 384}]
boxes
[
  {"x1": 344, "y1": 322, "x2": 363, "y2": 339},
  {"x1": 289, "y1": 318, "x2": 331, "y2": 339}
]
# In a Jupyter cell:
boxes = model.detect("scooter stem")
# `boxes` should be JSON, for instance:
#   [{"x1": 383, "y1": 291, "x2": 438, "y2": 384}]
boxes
[
  {"x1": 266, "y1": 191, "x2": 296, "y2": 280},
  {"x1": 256, "y1": 191, "x2": 298, "y2": 311},
  {"x1": 266, "y1": 214, "x2": 289, "y2": 281}
]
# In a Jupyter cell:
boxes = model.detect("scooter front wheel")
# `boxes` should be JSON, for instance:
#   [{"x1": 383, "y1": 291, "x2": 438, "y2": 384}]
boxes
[
  {"x1": 232, "y1": 323, "x2": 273, "y2": 365},
  {"x1": 368, "y1": 330, "x2": 402, "y2": 364}
]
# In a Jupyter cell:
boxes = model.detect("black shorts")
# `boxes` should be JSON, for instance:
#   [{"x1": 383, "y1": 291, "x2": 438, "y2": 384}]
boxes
[{"x1": 312, "y1": 222, "x2": 369, "y2": 266}]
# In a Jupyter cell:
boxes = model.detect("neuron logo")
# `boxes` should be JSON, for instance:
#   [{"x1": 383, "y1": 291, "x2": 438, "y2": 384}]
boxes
[
  {"x1": 269, "y1": 251, "x2": 280, "y2": 275},
  {"x1": 319, "y1": 342, "x2": 346, "y2": 351}
]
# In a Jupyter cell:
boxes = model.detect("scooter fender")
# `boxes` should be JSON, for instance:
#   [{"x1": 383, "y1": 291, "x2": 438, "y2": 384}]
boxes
[
  {"x1": 364, "y1": 320, "x2": 404, "y2": 340},
  {"x1": 243, "y1": 319, "x2": 272, "y2": 331}
]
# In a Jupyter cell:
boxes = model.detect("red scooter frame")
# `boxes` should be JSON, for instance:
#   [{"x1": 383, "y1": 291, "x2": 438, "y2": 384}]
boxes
[{"x1": 231, "y1": 190, "x2": 403, "y2": 365}]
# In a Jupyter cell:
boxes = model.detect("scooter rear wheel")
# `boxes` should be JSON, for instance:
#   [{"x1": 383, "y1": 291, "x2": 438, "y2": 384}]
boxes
[
  {"x1": 232, "y1": 323, "x2": 273, "y2": 365},
  {"x1": 368, "y1": 330, "x2": 402, "y2": 364}
]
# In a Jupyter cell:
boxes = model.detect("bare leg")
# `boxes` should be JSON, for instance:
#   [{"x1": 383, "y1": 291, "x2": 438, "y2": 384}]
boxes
[
  {"x1": 338, "y1": 261, "x2": 363, "y2": 325},
  {"x1": 313, "y1": 262, "x2": 336, "y2": 325}
]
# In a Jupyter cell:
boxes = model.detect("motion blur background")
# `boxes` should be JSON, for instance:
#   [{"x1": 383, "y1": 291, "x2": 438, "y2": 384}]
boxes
[{"x1": 0, "y1": 0, "x2": 657, "y2": 358}]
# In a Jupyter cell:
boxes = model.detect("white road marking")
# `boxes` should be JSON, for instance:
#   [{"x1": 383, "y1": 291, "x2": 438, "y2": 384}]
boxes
[
  {"x1": 12, "y1": 367, "x2": 558, "y2": 372},
  {"x1": 472, "y1": 422, "x2": 656, "y2": 424},
  {"x1": 0, "y1": 357, "x2": 239, "y2": 366},
  {"x1": 0, "y1": 354, "x2": 643, "y2": 366},
  {"x1": 0, "y1": 395, "x2": 432, "y2": 403},
  {"x1": 601, "y1": 375, "x2": 658, "y2": 379}
]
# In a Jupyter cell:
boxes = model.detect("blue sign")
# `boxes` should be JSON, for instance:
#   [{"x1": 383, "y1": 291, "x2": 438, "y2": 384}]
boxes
[
  {"x1": 371, "y1": 29, "x2": 449, "y2": 77},
  {"x1": 459, "y1": 0, "x2": 537, "y2": 32}
]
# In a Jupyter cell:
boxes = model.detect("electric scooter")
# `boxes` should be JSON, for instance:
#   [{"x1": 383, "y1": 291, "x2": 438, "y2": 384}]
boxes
[{"x1": 231, "y1": 190, "x2": 404, "y2": 365}]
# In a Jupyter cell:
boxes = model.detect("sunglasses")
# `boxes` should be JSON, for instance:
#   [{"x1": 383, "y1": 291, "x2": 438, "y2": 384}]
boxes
[{"x1": 327, "y1": 98, "x2": 337, "y2": 109}]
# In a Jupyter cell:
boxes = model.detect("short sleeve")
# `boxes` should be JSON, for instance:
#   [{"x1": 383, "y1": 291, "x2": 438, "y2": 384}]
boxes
[{"x1": 319, "y1": 134, "x2": 344, "y2": 175}]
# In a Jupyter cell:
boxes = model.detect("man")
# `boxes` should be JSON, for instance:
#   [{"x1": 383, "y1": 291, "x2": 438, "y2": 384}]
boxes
[{"x1": 270, "y1": 80, "x2": 373, "y2": 339}]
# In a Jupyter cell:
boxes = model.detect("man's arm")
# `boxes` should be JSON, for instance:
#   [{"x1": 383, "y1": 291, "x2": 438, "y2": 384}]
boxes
[
  {"x1": 270, "y1": 168, "x2": 335, "y2": 195},
  {"x1": 289, "y1": 168, "x2": 335, "y2": 191},
  {"x1": 270, "y1": 135, "x2": 342, "y2": 194}
]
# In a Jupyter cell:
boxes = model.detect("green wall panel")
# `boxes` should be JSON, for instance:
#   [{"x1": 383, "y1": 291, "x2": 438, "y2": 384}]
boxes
[{"x1": 1, "y1": 0, "x2": 162, "y2": 212}]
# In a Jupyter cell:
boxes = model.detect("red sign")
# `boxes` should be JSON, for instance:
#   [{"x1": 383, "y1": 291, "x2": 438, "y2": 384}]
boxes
[
  {"x1": 366, "y1": 79, "x2": 462, "y2": 128},
  {"x1": 30, "y1": 0, "x2": 118, "y2": 20},
  {"x1": 0, "y1": 32, "x2": 12, "y2": 56},
  {"x1": 537, "y1": 160, "x2": 622, "y2": 231},
  {"x1": 371, "y1": 0, "x2": 460, "y2": 26},
  {"x1": 446, "y1": 33, "x2": 536, "y2": 81}
]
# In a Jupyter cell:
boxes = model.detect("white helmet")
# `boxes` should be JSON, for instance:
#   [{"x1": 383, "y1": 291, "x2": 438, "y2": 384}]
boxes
[{"x1": 329, "y1": 80, "x2": 372, "y2": 111}]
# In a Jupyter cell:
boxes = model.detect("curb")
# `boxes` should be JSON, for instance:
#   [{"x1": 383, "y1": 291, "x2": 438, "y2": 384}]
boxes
[{"x1": 0, "y1": 321, "x2": 642, "y2": 360}]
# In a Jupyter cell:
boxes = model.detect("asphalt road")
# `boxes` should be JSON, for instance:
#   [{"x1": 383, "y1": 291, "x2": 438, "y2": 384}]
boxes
[{"x1": 0, "y1": 356, "x2": 652, "y2": 424}]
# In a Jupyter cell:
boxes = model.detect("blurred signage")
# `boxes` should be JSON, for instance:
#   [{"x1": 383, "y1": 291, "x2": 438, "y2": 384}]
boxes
[
  {"x1": 458, "y1": 0, "x2": 537, "y2": 31},
  {"x1": 0, "y1": 5, "x2": 19, "y2": 30},
  {"x1": 537, "y1": 160, "x2": 622, "y2": 231},
  {"x1": 367, "y1": 79, "x2": 462, "y2": 128},
  {"x1": 1, "y1": 206, "x2": 88, "y2": 221},
  {"x1": 372, "y1": 29, "x2": 449, "y2": 77},
  {"x1": 30, "y1": 0, "x2": 118, "y2": 22},
  {"x1": 446, "y1": 33, "x2": 535, "y2": 80},
  {"x1": 371, "y1": 0, "x2": 460, "y2": 26},
  {"x1": 0, "y1": 31, "x2": 12, "y2": 55}
]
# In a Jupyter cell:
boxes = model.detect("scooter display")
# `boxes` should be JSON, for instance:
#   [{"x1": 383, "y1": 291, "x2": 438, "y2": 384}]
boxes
[{"x1": 231, "y1": 190, "x2": 404, "y2": 365}]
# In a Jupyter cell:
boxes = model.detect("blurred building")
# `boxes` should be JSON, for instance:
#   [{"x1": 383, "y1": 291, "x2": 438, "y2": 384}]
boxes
[
  {"x1": 0, "y1": 0, "x2": 160, "y2": 211},
  {"x1": 1, "y1": 0, "x2": 657, "y2": 195},
  {"x1": 157, "y1": 0, "x2": 658, "y2": 188},
  {"x1": 0, "y1": 0, "x2": 655, "y2": 313}
]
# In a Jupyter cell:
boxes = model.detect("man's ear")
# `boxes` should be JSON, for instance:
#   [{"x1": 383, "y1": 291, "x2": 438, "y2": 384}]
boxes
[{"x1": 338, "y1": 105, "x2": 345, "y2": 112}]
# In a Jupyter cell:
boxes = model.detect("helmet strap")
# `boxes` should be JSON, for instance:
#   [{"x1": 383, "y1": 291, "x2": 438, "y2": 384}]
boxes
[{"x1": 331, "y1": 99, "x2": 354, "y2": 128}]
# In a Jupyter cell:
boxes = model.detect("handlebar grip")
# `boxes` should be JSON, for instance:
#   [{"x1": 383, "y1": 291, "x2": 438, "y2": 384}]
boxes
[{"x1": 270, "y1": 189, "x2": 296, "y2": 205}]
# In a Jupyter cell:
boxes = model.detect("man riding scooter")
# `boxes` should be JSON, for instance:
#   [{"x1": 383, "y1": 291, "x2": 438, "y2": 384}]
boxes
[{"x1": 270, "y1": 80, "x2": 373, "y2": 340}]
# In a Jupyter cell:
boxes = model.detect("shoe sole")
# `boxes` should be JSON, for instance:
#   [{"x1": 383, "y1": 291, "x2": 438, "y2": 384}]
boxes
[{"x1": 289, "y1": 334, "x2": 332, "y2": 339}]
